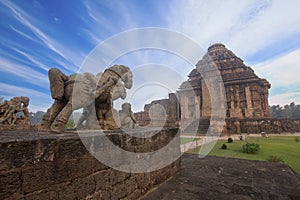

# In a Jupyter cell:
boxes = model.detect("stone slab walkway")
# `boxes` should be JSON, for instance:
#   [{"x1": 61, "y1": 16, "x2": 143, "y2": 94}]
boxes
[{"x1": 141, "y1": 154, "x2": 300, "y2": 200}]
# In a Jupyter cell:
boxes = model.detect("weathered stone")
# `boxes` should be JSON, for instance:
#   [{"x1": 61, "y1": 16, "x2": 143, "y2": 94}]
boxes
[
  {"x1": 0, "y1": 96, "x2": 31, "y2": 131},
  {"x1": 141, "y1": 154, "x2": 300, "y2": 199},
  {"x1": 0, "y1": 129, "x2": 180, "y2": 199},
  {"x1": 119, "y1": 103, "x2": 136, "y2": 129},
  {"x1": 0, "y1": 171, "x2": 22, "y2": 199},
  {"x1": 135, "y1": 93, "x2": 180, "y2": 128},
  {"x1": 40, "y1": 65, "x2": 133, "y2": 133},
  {"x1": 178, "y1": 43, "x2": 271, "y2": 132}
]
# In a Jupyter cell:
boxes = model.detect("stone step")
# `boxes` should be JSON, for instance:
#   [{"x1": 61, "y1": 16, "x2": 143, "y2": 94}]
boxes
[{"x1": 183, "y1": 118, "x2": 210, "y2": 134}]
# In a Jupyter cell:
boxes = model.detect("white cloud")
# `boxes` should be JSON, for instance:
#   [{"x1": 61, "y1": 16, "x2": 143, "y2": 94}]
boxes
[
  {"x1": 228, "y1": 1, "x2": 300, "y2": 57},
  {"x1": 167, "y1": 0, "x2": 300, "y2": 58},
  {"x1": 253, "y1": 48, "x2": 300, "y2": 87},
  {"x1": 10, "y1": 47, "x2": 49, "y2": 71},
  {"x1": 252, "y1": 48, "x2": 300, "y2": 105},
  {"x1": 9, "y1": 25, "x2": 43, "y2": 45},
  {"x1": 1, "y1": 1, "x2": 81, "y2": 72},
  {"x1": 269, "y1": 92, "x2": 300, "y2": 105},
  {"x1": 3, "y1": 2, "x2": 64, "y2": 57},
  {"x1": 0, "y1": 56, "x2": 49, "y2": 86}
]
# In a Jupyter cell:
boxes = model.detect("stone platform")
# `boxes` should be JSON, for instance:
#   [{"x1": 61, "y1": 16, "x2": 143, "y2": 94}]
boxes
[
  {"x1": 0, "y1": 128, "x2": 180, "y2": 200},
  {"x1": 142, "y1": 154, "x2": 300, "y2": 200}
]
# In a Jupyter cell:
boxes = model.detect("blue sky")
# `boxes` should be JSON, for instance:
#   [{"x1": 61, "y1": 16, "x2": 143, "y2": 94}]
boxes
[{"x1": 1, "y1": 0, "x2": 300, "y2": 112}]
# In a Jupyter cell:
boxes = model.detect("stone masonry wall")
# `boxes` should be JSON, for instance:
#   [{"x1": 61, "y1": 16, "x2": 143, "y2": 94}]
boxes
[
  {"x1": 225, "y1": 118, "x2": 300, "y2": 134},
  {"x1": 0, "y1": 128, "x2": 180, "y2": 200},
  {"x1": 135, "y1": 93, "x2": 180, "y2": 128}
]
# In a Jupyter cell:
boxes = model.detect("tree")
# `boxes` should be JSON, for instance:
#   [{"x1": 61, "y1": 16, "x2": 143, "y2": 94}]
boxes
[
  {"x1": 269, "y1": 102, "x2": 300, "y2": 119},
  {"x1": 269, "y1": 105, "x2": 282, "y2": 118},
  {"x1": 65, "y1": 119, "x2": 75, "y2": 129}
]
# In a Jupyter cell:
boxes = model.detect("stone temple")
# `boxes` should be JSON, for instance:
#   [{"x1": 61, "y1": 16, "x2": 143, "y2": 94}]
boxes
[
  {"x1": 178, "y1": 43, "x2": 271, "y2": 133},
  {"x1": 180, "y1": 43, "x2": 270, "y2": 119},
  {"x1": 135, "y1": 43, "x2": 300, "y2": 134}
]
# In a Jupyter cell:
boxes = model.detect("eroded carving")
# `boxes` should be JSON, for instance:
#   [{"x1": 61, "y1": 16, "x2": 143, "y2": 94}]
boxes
[
  {"x1": 40, "y1": 65, "x2": 133, "y2": 133},
  {"x1": 0, "y1": 96, "x2": 30, "y2": 125},
  {"x1": 119, "y1": 103, "x2": 136, "y2": 128}
]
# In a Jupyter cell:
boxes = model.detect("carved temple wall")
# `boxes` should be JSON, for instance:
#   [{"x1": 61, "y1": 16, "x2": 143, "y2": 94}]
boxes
[{"x1": 0, "y1": 129, "x2": 180, "y2": 200}]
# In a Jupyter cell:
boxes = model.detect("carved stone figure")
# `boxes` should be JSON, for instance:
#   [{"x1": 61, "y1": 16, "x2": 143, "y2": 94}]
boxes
[
  {"x1": 40, "y1": 69, "x2": 96, "y2": 132},
  {"x1": 77, "y1": 76, "x2": 128, "y2": 130},
  {"x1": 94, "y1": 65, "x2": 132, "y2": 130},
  {"x1": 119, "y1": 103, "x2": 136, "y2": 129},
  {"x1": 40, "y1": 65, "x2": 133, "y2": 133},
  {"x1": 0, "y1": 96, "x2": 30, "y2": 125}
]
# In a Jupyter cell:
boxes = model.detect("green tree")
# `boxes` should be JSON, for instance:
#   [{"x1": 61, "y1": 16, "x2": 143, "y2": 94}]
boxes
[
  {"x1": 269, "y1": 102, "x2": 300, "y2": 119},
  {"x1": 65, "y1": 119, "x2": 75, "y2": 129},
  {"x1": 270, "y1": 105, "x2": 283, "y2": 118}
]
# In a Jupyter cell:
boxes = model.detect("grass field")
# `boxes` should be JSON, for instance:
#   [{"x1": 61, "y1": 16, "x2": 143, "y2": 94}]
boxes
[
  {"x1": 188, "y1": 136, "x2": 300, "y2": 174},
  {"x1": 180, "y1": 137, "x2": 200, "y2": 144}
]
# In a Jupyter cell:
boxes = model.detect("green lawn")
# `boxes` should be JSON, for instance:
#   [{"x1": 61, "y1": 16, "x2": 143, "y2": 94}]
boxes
[
  {"x1": 188, "y1": 136, "x2": 300, "y2": 174},
  {"x1": 180, "y1": 137, "x2": 200, "y2": 144}
]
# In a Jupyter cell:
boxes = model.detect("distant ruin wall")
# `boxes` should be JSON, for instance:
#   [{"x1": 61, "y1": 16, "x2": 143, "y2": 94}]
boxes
[
  {"x1": 135, "y1": 93, "x2": 180, "y2": 129},
  {"x1": 0, "y1": 129, "x2": 180, "y2": 200},
  {"x1": 226, "y1": 118, "x2": 300, "y2": 134}
]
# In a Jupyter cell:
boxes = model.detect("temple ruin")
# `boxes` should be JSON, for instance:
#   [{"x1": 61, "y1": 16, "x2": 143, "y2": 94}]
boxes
[
  {"x1": 179, "y1": 43, "x2": 270, "y2": 119},
  {"x1": 135, "y1": 43, "x2": 300, "y2": 134}
]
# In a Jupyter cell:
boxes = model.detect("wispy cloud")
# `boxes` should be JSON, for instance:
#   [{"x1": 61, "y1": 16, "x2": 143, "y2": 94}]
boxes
[
  {"x1": 254, "y1": 48, "x2": 300, "y2": 87},
  {"x1": 1, "y1": 0, "x2": 299, "y2": 111},
  {"x1": 10, "y1": 47, "x2": 49, "y2": 71},
  {"x1": 1, "y1": 1, "x2": 81, "y2": 72},
  {"x1": 9, "y1": 25, "x2": 43, "y2": 45},
  {"x1": 2, "y1": 2, "x2": 63, "y2": 57},
  {"x1": 253, "y1": 48, "x2": 300, "y2": 105},
  {"x1": 0, "y1": 56, "x2": 48, "y2": 86},
  {"x1": 167, "y1": 0, "x2": 300, "y2": 59}
]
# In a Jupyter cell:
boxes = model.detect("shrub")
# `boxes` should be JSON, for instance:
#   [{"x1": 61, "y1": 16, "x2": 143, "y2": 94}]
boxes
[
  {"x1": 267, "y1": 155, "x2": 284, "y2": 163},
  {"x1": 227, "y1": 137, "x2": 233, "y2": 143},
  {"x1": 65, "y1": 119, "x2": 75, "y2": 129},
  {"x1": 221, "y1": 143, "x2": 227, "y2": 149},
  {"x1": 242, "y1": 142, "x2": 260, "y2": 154},
  {"x1": 295, "y1": 137, "x2": 299, "y2": 142}
]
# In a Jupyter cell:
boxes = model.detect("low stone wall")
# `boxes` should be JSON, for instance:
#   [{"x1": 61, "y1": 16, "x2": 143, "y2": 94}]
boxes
[
  {"x1": 0, "y1": 128, "x2": 180, "y2": 200},
  {"x1": 226, "y1": 118, "x2": 300, "y2": 134},
  {"x1": 0, "y1": 124, "x2": 36, "y2": 132}
]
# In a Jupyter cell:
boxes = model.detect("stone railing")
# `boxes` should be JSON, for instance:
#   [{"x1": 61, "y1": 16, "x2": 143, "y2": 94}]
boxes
[{"x1": 0, "y1": 128, "x2": 180, "y2": 200}]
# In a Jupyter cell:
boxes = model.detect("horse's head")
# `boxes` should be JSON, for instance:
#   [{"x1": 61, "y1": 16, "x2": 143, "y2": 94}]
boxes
[
  {"x1": 120, "y1": 66, "x2": 133, "y2": 89},
  {"x1": 109, "y1": 65, "x2": 133, "y2": 89}
]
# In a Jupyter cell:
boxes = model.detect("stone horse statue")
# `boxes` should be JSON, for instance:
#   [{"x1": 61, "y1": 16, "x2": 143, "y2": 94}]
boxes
[
  {"x1": 79, "y1": 65, "x2": 133, "y2": 130},
  {"x1": 40, "y1": 65, "x2": 133, "y2": 133}
]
